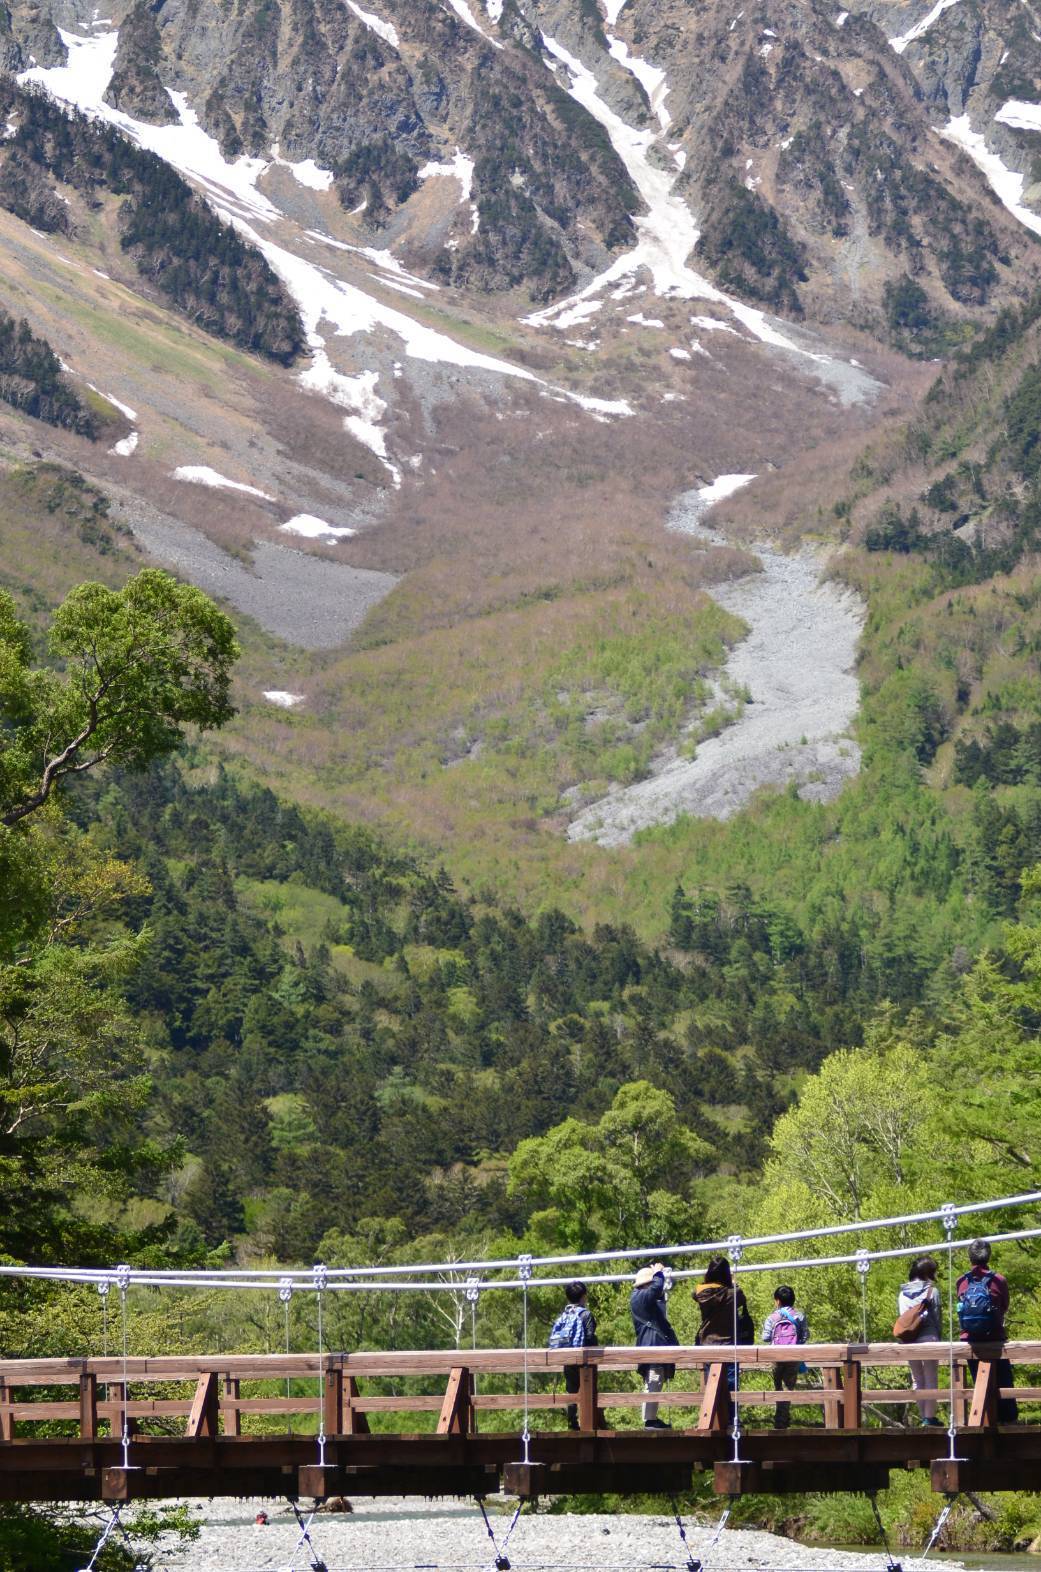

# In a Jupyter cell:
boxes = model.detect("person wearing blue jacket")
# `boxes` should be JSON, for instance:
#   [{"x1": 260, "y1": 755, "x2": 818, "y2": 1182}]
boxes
[{"x1": 630, "y1": 1263, "x2": 679, "y2": 1429}]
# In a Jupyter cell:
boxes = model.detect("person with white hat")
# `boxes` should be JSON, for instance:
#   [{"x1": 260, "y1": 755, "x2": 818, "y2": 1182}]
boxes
[{"x1": 630, "y1": 1262, "x2": 679, "y2": 1429}]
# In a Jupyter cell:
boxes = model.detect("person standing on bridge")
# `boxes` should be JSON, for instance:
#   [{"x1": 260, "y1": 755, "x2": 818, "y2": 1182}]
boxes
[
  {"x1": 957, "y1": 1239, "x2": 1018, "y2": 1422},
  {"x1": 762, "y1": 1284, "x2": 808, "y2": 1430},
  {"x1": 631, "y1": 1263, "x2": 678, "y2": 1429},
  {"x1": 896, "y1": 1255, "x2": 943, "y2": 1426},
  {"x1": 548, "y1": 1280, "x2": 598, "y2": 1430},
  {"x1": 694, "y1": 1255, "x2": 754, "y2": 1423}
]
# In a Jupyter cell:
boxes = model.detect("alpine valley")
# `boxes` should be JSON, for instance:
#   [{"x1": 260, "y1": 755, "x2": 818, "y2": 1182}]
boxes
[{"x1": 7, "y1": 0, "x2": 1041, "y2": 1557}]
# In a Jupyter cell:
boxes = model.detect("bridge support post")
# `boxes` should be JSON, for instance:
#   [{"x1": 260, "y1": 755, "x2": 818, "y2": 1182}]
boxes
[
  {"x1": 697, "y1": 1363, "x2": 729, "y2": 1432},
  {"x1": 222, "y1": 1376, "x2": 240, "y2": 1437},
  {"x1": 323, "y1": 1368, "x2": 344, "y2": 1438},
  {"x1": 840, "y1": 1359, "x2": 862, "y2": 1429},
  {"x1": 0, "y1": 1381, "x2": 12, "y2": 1443},
  {"x1": 437, "y1": 1367, "x2": 473, "y2": 1436},
  {"x1": 186, "y1": 1373, "x2": 219, "y2": 1439},
  {"x1": 967, "y1": 1359, "x2": 998, "y2": 1429},
  {"x1": 344, "y1": 1375, "x2": 370, "y2": 1434},
  {"x1": 79, "y1": 1374, "x2": 98, "y2": 1441},
  {"x1": 577, "y1": 1364, "x2": 599, "y2": 1432}
]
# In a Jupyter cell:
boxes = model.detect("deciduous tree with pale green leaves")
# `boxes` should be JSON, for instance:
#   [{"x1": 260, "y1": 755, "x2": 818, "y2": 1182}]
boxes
[
  {"x1": 0, "y1": 569, "x2": 237, "y2": 831},
  {"x1": 507, "y1": 1081, "x2": 711, "y2": 1253}
]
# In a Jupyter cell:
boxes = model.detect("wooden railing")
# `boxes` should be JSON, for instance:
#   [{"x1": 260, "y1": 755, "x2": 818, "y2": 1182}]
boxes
[{"x1": 0, "y1": 1340, "x2": 1036, "y2": 1441}]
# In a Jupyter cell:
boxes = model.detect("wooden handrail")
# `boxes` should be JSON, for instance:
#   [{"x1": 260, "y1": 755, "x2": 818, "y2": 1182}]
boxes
[
  {"x1": 2, "y1": 1339, "x2": 1038, "y2": 1384},
  {"x1": 0, "y1": 1342, "x2": 1034, "y2": 1443}
]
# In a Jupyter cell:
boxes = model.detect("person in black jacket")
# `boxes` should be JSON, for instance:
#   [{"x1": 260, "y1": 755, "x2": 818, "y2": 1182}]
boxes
[{"x1": 630, "y1": 1263, "x2": 679, "y2": 1429}]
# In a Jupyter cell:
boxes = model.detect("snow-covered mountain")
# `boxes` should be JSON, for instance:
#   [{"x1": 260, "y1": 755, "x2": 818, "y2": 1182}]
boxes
[{"x1": 1, "y1": 0, "x2": 1040, "y2": 655}]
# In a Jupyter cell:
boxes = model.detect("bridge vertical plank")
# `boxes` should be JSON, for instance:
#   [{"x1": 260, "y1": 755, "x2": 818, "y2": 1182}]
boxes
[
  {"x1": 185, "y1": 1373, "x2": 219, "y2": 1439},
  {"x1": 0, "y1": 1381, "x2": 12, "y2": 1442},
  {"x1": 223, "y1": 1376, "x2": 240, "y2": 1437},
  {"x1": 79, "y1": 1374, "x2": 98, "y2": 1440},
  {"x1": 437, "y1": 1367, "x2": 473, "y2": 1436},
  {"x1": 840, "y1": 1361, "x2": 862, "y2": 1430},
  {"x1": 697, "y1": 1363, "x2": 729, "y2": 1432},
  {"x1": 967, "y1": 1360, "x2": 998, "y2": 1429},
  {"x1": 344, "y1": 1375, "x2": 370, "y2": 1435},
  {"x1": 822, "y1": 1367, "x2": 842, "y2": 1428},
  {"x1": 953, "y1": 1363, "x2": 970, "y2": 1428},
  {"x1": 577, "y1": 1365, "x2": 598, "y2": 1432},
  {"x1": 323, "y1": 1369, "x2": 344, "y2": 1437}
]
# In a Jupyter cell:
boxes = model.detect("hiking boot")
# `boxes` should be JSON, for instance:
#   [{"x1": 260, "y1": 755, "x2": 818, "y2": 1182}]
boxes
[
  {"x1": 644, "y1": 1418, "x2": 672, "y2": 1429},
  {"x1": 923, "y1": 1417, "x2": 944, "y2": 1427}
]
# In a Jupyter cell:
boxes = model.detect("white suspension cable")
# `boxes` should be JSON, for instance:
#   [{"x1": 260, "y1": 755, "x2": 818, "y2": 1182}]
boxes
[
  {"x1": 5, "y1": 1205, "x2": 1041, "y2": 1300},
  {"x1": 9, "y1": 1190, "x2": 1038, "y2": 1292}
]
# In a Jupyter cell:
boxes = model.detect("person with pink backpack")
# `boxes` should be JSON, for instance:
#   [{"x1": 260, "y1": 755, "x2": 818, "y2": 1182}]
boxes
[{"x1": 761, "y1": 1284, "x2": 808, "y2": 1430}]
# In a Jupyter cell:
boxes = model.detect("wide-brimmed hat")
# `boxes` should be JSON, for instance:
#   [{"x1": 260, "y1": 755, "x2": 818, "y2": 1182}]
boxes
[{"x1": 633, "y1": 1264, "x2": 662, "y2": 1287}]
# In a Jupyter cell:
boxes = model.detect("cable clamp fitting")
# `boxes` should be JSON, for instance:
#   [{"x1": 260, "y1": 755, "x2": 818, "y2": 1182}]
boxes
[
  {"x1": 114, "y1": 1263, "x2": 131, "y2": 1295},
  {"x1": 312, "y1": 1263, "x2": 329, "y2": 1293},
  {"x1": 941, "y1": 1203, "x2": 958, "y2": 1236},
  {"x1": 96, "y1": 1277, "x2": 112, "y2": 1299},
  {"x1": 465, "y1": 1273, "x2": 481, "y2": 1304},
  {"x1": 518, "y1": 1254, "x2": 533, "y2": 1283},
  {"x1": 855, "y1": 1248, "x2": 871, "y2": 1277},
  {"x1": 278, "y1": 1276, "x2": 294, "y2": 1304},
  {"x1": 727, "y1": 1234, "x2": 744, "y2": 1265}
]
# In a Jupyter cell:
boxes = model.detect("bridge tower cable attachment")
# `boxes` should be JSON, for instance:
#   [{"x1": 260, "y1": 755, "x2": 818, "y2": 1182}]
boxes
[
  {"x1": 96, "y1": 1277, "x2": 110, "y2": 1358},
  {"x1": 115, "y1": 1262, "x2": 138, "y2": 1477},
  {"x1": 466, "y1": 1274, "x2": 481, "y2": 1434},
  {"x1": 855, "y1": 1249, "x2": 870, "y2": 1346},
  {"x1": 280, "y1": 1275, "x2": 295, "y2": 1427},
  {"x1": 518, "y1": 1254, "x2": 532, "y2": 1467},
  {"x1": 727, "y1": 1236, "x2": 746, "y2": 1466},
  {"x1": 941, "y1": 1202, "x2": 965, "y2": 1465},
  {"x1": 313, "y1": 1263, "x2": 329, "y2": 1473}
]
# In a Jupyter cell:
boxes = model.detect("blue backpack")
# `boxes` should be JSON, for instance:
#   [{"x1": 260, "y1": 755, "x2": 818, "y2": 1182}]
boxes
[
  {"x1": 957, "y1": 1271, "x2": 1000, "y2": 1339},
  {"x1": 548, "y1": 1305, "x2": 587, "y2": 1349}
]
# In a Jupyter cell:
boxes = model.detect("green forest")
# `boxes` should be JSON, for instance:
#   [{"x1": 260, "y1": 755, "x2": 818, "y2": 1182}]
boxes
[{"x1": 0, "y1": 81, "x2": 304, "y2": 363}]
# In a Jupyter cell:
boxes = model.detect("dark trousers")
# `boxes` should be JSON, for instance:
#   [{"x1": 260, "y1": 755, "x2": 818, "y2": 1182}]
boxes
[
  {"x1": 968, "y1": 1357, "x2": 1018, "y2": 1423},
  {"x1": 564, "y1": 1363, "x2": 581, "y2": 1428},
  {"x1": 772, "y1": 1362, "x2": 798, "y2": 1429}
]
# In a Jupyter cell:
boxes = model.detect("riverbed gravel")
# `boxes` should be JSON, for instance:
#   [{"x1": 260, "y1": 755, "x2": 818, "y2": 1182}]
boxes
[
  {"x1": 158, "y1": 1496, "x2": 958, "y2": 1571},
  {"x1": 568, "y1": 487, "x2": 864, "y2": 845}
]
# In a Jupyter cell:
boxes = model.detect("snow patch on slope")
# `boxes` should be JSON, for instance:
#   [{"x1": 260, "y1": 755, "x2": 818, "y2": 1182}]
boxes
[
  {"x1": 943, "y1": 114, "x2": 1041, "y2": 237},
  {"x1": 606, "y1": 35, "x2": 671, "y2": 131},
  {"x1": 890, "y1": 0, "x2": 962, "y2": 53},
  {"x1": 996, "y1": 98, "x2": 1041, "y2": 131},
  {"x1": 444, "y1": 0, "x2": 503, "y2": 47},
  {"x1": 173, "y1": 465, "x2": 274, "y2": 499},
  {"x1": 528, "y1": 33, "x2": 850, "y2": 381},
  {"x1": 346, "y1": 0, "x2": 400, "y2": 48},
  {"x1": 269, "y1": 143, "x2": 335, "y2": 191},
  {"x1": 280, "y1": 514, "x2": 357, "y2": 539},
  {"x1": 264, "y1": 690, "x2": 305, "y2": 707}
]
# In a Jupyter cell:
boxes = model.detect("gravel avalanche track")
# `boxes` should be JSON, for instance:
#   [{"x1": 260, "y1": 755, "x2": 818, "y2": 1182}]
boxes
[
  {"x1": 127, "y1": 509, "x2": 398, "y2": 649},
  {"x1": 567, "y1": 488, "x2": 864, "y2": 845}
]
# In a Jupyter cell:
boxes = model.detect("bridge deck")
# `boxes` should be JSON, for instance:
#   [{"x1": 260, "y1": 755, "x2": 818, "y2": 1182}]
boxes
[{"x1": 0, "y1": 1342, "x2": 1037, "y2": 1502}]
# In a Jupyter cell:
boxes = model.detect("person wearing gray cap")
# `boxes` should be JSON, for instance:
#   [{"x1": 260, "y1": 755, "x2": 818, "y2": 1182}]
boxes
[{"x1": 630, "y1": 1263, "x2": 679, "y2": 1429}]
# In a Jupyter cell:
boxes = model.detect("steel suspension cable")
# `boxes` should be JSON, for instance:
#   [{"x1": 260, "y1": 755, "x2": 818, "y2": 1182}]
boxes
[{"x1": 12, "y1": 1191, "x2": 1041, "y2": 1292}]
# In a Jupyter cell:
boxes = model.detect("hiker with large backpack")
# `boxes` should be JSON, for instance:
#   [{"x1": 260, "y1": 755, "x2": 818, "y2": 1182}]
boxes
[
  {"x1": 762, "y1": 1284, "x2": 808, "y2": 1430},
  {"x1": 894, "y1": 1255, "x2": 943, "y2": 1426},
  {"x1": 957, "y1": 1239, "x2": 1018, "y2": 1422},
  {"x1": 548, "y1": 1280, "x2": 598, "y2": 1430}
]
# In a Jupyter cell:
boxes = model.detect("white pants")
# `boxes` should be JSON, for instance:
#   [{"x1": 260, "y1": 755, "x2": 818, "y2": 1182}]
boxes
[
  {"x1": 642, "y1": 1366, "x2": 664, "y2": 1423},
  {"x1": 909, "y1": 1358, "x2": 938, "y2": 1422}
]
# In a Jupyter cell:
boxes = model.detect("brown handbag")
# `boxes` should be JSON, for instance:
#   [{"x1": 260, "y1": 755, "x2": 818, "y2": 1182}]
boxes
[{"x1": 893, "y1": 1301, "x2": 927, "y2": 1343}]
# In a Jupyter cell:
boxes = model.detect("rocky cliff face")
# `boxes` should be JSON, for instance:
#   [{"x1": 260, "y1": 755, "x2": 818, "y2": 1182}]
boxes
[{"x1": 4, "y1": 0, "x2": 1040, "y2": 332}]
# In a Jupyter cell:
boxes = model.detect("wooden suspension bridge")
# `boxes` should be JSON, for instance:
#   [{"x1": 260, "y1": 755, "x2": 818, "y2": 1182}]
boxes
[{"x1": 0, "y1": 1340, "x2": 1039, "y2": 1505}]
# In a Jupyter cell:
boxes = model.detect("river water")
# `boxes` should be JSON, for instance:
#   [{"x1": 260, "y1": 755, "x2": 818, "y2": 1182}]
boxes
[{"x1": 567, "y1": 484, "x2": 865, "y2": 846}]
